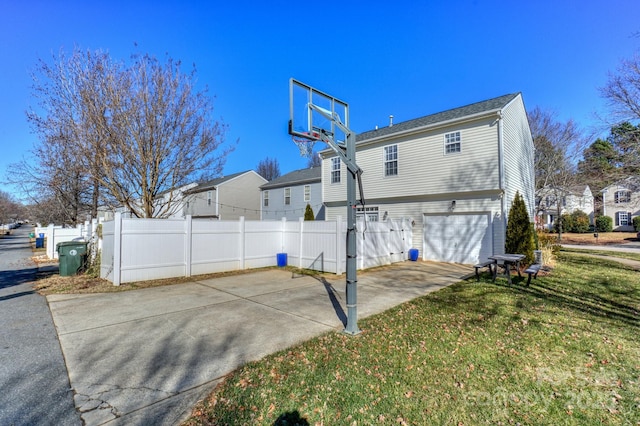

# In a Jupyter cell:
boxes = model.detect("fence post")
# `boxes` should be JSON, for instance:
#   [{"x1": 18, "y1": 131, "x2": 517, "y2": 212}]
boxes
[
  {"x1": 97, "y1": 218, "x2": 103, "y2": 254},
  {"x1": 185, "y1": 215, "x2": 192, "y2": 277},
  {"x1": 281, "y1": 217, "x2": 287, "y2": 254},
  {"x1": 298, "y1": 217, "x2": 304, "y2": 269},
  {"x1": 336, "y1": 216, "x2": 343, "y2": 275},
  {"x1": 113, "y1": 212, "x2": 122, "y2": 286},
  {"x1": 47, "y1": 224, "x2": 55, "y2": 259},
  {"x1": 239, "y1": 216, "x2": 245, "y2": 270}
]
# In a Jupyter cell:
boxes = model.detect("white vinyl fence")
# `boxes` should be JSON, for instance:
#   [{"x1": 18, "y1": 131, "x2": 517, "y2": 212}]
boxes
[
  {"x1": 101, "y1": 213, "x2": 413, "y2": 285},
  {"x1": 36, "y1": 220, "x2": 100, "y2": 259}
]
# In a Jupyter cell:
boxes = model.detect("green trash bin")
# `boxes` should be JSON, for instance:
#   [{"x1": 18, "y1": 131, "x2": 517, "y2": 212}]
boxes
[{"x1": 57, "y1": 241, "x2": 88, "y2": 276}]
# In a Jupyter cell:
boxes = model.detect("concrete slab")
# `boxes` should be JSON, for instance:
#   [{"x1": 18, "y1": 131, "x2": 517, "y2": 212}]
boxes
[
  {"x1": 48, "y1": 283, "x2": 240, "y2": 334},
  {"x1": 48, "y1": 262, "x2": 473, "y2": 425}
]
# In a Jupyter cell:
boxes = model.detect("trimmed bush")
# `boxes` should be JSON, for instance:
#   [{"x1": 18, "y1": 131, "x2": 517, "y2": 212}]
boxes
[
  {"x1": 570, "y1": 210, "x2": 590, "y2": 233},
  {"x1": 596, "y1": 215, "x2": 613, "y2": 232},
  {"x1": 633, "y1": 216, "x2": 640, "y2": 232},
  {"x1": 304, "y1": 204, "x2": 315, "y2": 221},
  {"x1": 556, "y1": 213, "x2": 574, "y2": 233}
]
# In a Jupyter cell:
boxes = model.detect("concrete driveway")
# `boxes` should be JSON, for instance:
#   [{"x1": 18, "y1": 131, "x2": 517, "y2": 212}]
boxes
[{"x1": 47, "y1": 261, "x2": 473, "y2": 425}]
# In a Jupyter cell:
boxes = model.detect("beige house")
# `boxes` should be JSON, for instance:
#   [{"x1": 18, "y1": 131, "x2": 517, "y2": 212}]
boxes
[
  {"x1": 321, "y1": 93, "x2": 534, "y2": 265},
  {"x1": 602, "y1": 177, "x2": 640, "y2": 231},
  {"x1": 181, "y1": 171, "x2": 267, "y2": 220}
]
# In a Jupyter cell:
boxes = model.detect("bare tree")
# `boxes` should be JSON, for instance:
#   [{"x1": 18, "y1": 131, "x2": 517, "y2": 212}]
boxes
[
  {"x1": 600, "y1": 53, "x2": 640, "y2": 184},
  {"x1": 307, "y1": 152, "x2": 322, "y2": 168},
  {"x1": 601, "y1": 53, "x2": 640, "y2": 124},
  {"x1": 256, "y1": 157, "x2": 281, "y2": 181},
  {"x1": 13, "y1": 47, "x2": 234, "y2": 221},
  {"x1": 528, "y1": 107, "x2": 586, "y2": 239}
]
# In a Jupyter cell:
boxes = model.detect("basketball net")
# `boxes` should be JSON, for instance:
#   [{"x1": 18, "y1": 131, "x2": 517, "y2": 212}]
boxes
[{"x1": 292, "y1": 135, "x2": 317, "y2": 158}]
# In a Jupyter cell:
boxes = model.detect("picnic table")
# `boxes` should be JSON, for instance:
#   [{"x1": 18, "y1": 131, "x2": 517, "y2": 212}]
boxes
[{"x1": 488, "y1": 253, "x2": 525, "y2": 285}]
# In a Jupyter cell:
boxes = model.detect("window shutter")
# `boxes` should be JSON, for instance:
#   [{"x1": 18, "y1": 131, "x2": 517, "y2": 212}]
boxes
[{"x1": 615, "y1": 212, "x2": 619, "y2": 226}]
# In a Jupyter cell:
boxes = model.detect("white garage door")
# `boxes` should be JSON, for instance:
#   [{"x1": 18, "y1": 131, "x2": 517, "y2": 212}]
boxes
[{"x1": 423, "y1": 213, "x2": 493, "y2": 264}]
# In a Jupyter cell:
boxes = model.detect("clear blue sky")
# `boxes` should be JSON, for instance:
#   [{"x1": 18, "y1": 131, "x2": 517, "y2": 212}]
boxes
[{"x1": 1, "y1": 0, "x2": 639, "y2": 200}]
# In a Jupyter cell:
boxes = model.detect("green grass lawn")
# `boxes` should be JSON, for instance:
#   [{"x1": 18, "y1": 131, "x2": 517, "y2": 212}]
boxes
[
  {"x1": 185, "y1": 253, "x2": 640, "y2": 425},
  {"x1": 560, "y1": 247, "x2": 640, "y2": 263}
]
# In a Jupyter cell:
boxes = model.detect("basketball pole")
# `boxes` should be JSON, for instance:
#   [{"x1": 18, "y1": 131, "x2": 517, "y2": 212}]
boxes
[
  {"x1": 308, "y1": 104, "x2": 362, "y2": 335},
  {"x1": 344, "y1": 130, "x2": 360, "y2": 335}
]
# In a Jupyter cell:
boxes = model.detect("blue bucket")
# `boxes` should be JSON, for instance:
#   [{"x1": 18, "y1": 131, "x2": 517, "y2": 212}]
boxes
[
  {"x1": 409, "y1": 249, "x2": 419, "y2": 261},
  {"x1": 277, "y1": 253, "x2": 287, "y2": 267}
]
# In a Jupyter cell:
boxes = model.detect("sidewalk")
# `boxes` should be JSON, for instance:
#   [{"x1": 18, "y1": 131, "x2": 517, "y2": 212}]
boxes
[
  {"x1": 47, "y1": 261, "x2": 473, "y2": 425},
  {"x1": 561, "y1": 242, "x2": 640, "y2": 270}
]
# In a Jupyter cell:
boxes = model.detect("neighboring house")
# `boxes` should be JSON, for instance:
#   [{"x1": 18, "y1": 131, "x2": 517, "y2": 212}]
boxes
[
  {"x1": 260, "y1": 167, "x2": 325, "y2": 221},
  {"x1": 181, "y1": 171, "x2": 267, "y2": 220},
  {"x1": 535, "y1": 185, "x2": 594, "y2": 231},
  {"x1": 602, "y1": 177, "x2": 640, "y2": 231},
  {"x1": 321, "y1": 93, "x2": 534, "y2": 265}
]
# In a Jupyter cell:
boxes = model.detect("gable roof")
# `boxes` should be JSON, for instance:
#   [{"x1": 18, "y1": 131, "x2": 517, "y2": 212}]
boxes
[
  {"x1": 357, "y1": 93, "x2": 521, "y2": 143},
  {"x1": 536, "y1": 185, "x2": 593, "y2": 197},
  {"x1": 603, "y1": 176, "x2": 640, "y2": 192},
  {"x1": 185, "y1": 170, "x2": 261, "y2": 194},
  {"x1": 260, "y1": 167, "x2": 321, "y2": 190}
]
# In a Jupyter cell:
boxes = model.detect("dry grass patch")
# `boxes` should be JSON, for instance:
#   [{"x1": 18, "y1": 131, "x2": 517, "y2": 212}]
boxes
[{"x1": 558, "y1": 232, "x2": 637, "y2": 245}]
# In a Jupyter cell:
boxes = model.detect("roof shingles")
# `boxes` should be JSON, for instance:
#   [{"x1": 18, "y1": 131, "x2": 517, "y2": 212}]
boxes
[{"x1": 357, "y1": 93, "x2": 520, "y2": 142}]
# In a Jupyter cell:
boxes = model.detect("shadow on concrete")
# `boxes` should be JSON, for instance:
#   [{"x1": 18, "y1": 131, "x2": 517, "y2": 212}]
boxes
[{"x1": 314, "y1": 276, "x2": 347, "y2": 327}]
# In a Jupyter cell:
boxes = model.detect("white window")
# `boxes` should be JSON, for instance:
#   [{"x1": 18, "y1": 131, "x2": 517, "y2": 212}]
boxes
[
  {"x1": 304, "y1": 185, "x2": 310, "y2": 202},
  {"x1": 331, "y1": 158, "x2": 341, "y2": 184},
  {"x1": 615, "y1": 190, "x2": 631, "y2": 203},
  {"x1": 617, "y1": 211, "x2": 631, "y2": 226},
  {"x1": 263, "y1": 190, "x2": 269, "y2": 207},
  {"x1": 444, "y1": 131, "x2": 461, "y2": 154},
  {"x1": 284, "y1": 187, "x2": 291, "y2": 205},
  {"x1": 207, "y1": 191, "x2": 212, "y2": 206},
  {"x1": 384, "y1": 144, "x2": 398, "y2": 176},
  {"x1": 356, "y1": 206, "x2": 379, "y2": 222}
]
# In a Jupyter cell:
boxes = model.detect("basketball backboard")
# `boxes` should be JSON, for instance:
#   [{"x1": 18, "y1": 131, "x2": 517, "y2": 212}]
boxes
[{"x1": 289, "y1": 78, "x2": 349, "y2": 145}]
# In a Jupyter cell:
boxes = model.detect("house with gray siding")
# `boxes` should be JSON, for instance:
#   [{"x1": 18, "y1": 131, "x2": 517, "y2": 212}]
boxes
[
  {"x1": 602, "y1": 177, "x2": 640, "y2": 231},
  {"x1": 321, "y1": 93, "x2": 534, "y2": 265},
  {"x1": 181, "y1": 170, "x2": 267, "y2": 220},
  {"x1": 260, "y1": 167, "x2": 324, "y2": 221}
]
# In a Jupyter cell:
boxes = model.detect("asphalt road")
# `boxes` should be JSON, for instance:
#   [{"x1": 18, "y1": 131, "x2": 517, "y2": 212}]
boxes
[{"x1": 0, "y1": 226, "x2": 81, "y2": 425}]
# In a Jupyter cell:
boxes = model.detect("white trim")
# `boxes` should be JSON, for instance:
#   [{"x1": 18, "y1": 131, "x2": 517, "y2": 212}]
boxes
[{"x1": 384, "y1": 144, "x2": 398, "y2": 176}]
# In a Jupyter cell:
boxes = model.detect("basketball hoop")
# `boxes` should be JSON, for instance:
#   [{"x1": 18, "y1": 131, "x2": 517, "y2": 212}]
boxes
[{"x1": 292, "y1": 134, "x2": 317, "y2": 158}]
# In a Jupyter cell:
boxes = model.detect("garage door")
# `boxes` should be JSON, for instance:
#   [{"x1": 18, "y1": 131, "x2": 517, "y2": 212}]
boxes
[{"x1": 423, "y1": 213, "x2": 493, "y2": 264}]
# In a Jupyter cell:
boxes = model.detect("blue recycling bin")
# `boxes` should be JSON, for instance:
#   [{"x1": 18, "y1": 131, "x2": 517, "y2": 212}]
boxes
[
  {"x1": 277, "y1": 253, "x2": 287, "y2": 267},
  {"x1": 35, "y1": 237, "x2": 44, "y2": 248},
  {"x1": 409, "y1": 249, "x2": 419, "y2": 261}
]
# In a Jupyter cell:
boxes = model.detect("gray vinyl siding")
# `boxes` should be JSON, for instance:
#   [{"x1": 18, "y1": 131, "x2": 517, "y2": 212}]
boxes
[
  {"x1": 500, "y1": 95, "x2": 535, "y2": 220},
  {"x1": 321, "y1": 93, "x2": 533, "y2": 262},
  {"x1": 185, "y1": 190, "x2": 217, "y2": 217},
  {"x1": 323, "y1": 117, "x2": 500, "y2": 204},
  {"x1": 217, "y1": 172, "x2": 265, "y2": 220},
  {"x1": 262, "y1": 182, "x2": 323, "y2": 221},
  {"x1": 325, "y1": 195, "x2": 502, "y2": 252}
]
